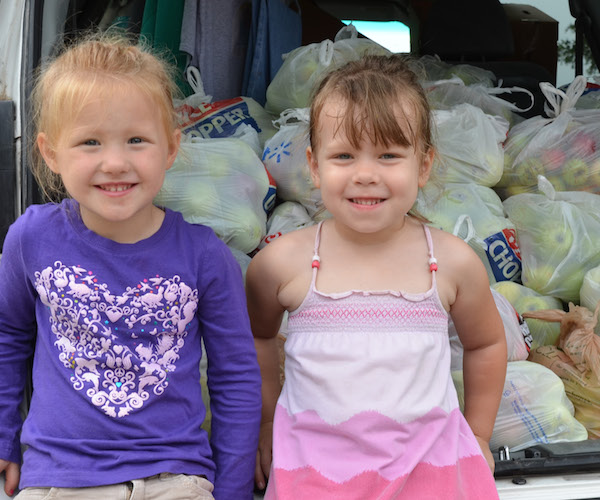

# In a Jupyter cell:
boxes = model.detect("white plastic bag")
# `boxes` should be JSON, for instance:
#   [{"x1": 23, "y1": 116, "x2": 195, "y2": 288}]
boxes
[
  {"x1": 453, "y1": 361, "x2": 588, "y2": 452},
  {"x1": 580, "y1": 265, "x2": 600, "y2": 334},
  {"x1": 503, "y1": 176, "x2": 600, "y2": 303},
  {"x1": 174, "y1": 70, "x2": 277, "y2": 147},
  {"x1": 416, "y1": 54, "x2": 496, "y2": 87},
  {"x1": 154, "y1": 131, "x2": 270, "y2": 254},
  {"x1": 262, "y1": 108, "x2": 328, "y2": 219},
  {"x1": 492, "y1": 280, "x2": 563, "y2": 349},
  {"x1": 498, "y1": 77, "x2": 600, "y2": 196},
  {"x1": 424, "y1": 77, "x2": 533, "y2": 126},
  {"x1": 258, "y1": 201, "x2": 315, "y2": 249},
  {"x1": 430, "y1": 103, "x2": 508, "y2": 186},
  {"x1": 265, "y1": 25, "x2": 391, "y2": 115}
]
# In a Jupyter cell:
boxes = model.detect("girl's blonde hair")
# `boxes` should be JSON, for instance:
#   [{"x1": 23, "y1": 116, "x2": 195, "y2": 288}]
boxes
[
  {"x1": 309, "y1": 54, "x2": 434, "y2": 160},
  {"x1": 30, "y1": 31, "x2": 181, "y2": 201}
]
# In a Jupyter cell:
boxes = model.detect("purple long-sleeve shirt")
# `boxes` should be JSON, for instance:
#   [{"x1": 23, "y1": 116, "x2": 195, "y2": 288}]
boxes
[{"x1": 0, "y1": 200, "x2": 261, "y2": 499}]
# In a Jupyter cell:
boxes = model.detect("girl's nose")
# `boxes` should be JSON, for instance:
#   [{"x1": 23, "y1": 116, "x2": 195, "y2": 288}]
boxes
[
  {"x1": 100, "y1": 146, "x2": 130, "y2": 174},
  {"x1": 353, "y1": 160, "x2": 379, "y2": 184}
]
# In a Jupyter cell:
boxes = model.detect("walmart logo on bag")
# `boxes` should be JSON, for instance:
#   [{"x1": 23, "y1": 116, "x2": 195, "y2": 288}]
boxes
[{"x1": 262, "y1": 141, "x2": 292, "y2": 163}]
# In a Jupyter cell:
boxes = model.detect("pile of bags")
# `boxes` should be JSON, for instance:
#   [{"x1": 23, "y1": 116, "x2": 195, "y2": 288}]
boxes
[{"x1": 153, "y1": 26, "x2": 600, "y2": 450}]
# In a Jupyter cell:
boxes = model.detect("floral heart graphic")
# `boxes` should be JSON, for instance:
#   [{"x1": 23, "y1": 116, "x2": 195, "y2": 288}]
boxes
[{"x1": 35, "y1": 262, "x2": 198, "y2": 418}]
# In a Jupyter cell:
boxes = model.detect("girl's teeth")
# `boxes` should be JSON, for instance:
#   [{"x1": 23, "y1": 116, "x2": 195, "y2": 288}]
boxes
[
  {"x1": 353, "y1": 199, "x2": 380, "y2": 205},
  {"x1": 102, "y1": 185, "x2": 131, "y2": 192}
]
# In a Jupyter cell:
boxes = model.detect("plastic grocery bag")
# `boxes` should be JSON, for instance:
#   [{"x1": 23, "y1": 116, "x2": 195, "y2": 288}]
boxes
[
  {"x1": 154, "y1": 130, "x2": 270, "y2": 254},
  {"x1": 497, "y1": 76, "x2": 600, "y2": 196},
  {"x1": 492, "y1": 280, "x2": 563, "y2": 349},
  {"x1": 264, "y1": 24, "x2": 391, "y2": 115},
  {"x1": 174, "y1": 70, "x2": 277, "y2": 147},
  {"x1": 581, "y1": 267, "x2": 600, "y2": 334},
  {"x1": 258, "y1": 201, "x2": 315, "y2": 249},
  {"x1": 453, "y1": 361, "x2": 588, "y2": 451},
  {"x1": 416, "y1": 54, "x2": 496, "y2": 87},
  {"x1": 262, "y1": 108, "x2": 329, "y2": 219},
  {"x1": 503, "y1": 176, "x2": 600, "y2": 303},
  {"x1": 430, "y1": 104, "x2": 508, "y2": 186},
  {"x1": 569, "y1": 78, "x2": 600, "y2": 110},
  {"x1": 527, "y1": 301, "x2": 600, "y2": 438},
  {"x1": 449, "y1": 288, "x2": 531, "y2": 371},
  {"x1": 414, "y1": 182, "x2": 522, "y2": 284},
  {"x1": 424, "y1": 77, "x2": 533, "y2": 126}
]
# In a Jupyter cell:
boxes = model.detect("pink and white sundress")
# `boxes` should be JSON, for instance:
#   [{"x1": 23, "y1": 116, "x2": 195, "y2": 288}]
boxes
[{"x1": 265, "y1": 221, "x2": 499, "y2": 499}]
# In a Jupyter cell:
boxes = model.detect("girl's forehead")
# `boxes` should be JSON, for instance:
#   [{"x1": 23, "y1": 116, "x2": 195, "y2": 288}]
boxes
[
  {"x1": 317, "y1": 95, "x2": 417, "y2": 142},
  {"x1": 319, "y1": 94, "x2": 414, "y2": 121}
]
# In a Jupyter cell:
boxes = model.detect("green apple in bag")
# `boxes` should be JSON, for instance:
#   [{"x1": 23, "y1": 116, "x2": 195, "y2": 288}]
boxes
[
  {"x1": 492, "y1": 280, "x2": 563, "y2": 348},
  {"x1": 503, "y1": 176, "x2": 600, "y2": 302}
]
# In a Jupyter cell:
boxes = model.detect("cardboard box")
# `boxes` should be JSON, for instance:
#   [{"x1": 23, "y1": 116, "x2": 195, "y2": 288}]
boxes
[{"x1": 502, "y1": 4, "x2": 559, "y2": 84}]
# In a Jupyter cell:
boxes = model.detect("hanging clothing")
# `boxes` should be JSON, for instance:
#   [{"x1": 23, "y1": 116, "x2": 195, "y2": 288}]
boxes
[
  {"x1": 242, "y1": 0, "x2": 302, "y2": 105},
  {"x1": 180, "y1": 0, "x2": 252, "y2": 101},
  {"x1": 141, "y1": 0, "x2": 191, "y2": 96}
]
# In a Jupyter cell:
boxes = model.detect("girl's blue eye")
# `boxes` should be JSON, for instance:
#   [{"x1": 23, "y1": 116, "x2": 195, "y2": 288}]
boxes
[
  {"x1": 129, "y1": 137, "x2": 143, "y2": 144},
  {"x1": 84, "y1": 139, "x2": 99, "y2": 146}
]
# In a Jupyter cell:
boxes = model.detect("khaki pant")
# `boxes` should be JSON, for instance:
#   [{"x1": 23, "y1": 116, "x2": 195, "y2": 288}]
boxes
[{"x1": 14, "y1": 473, "x2": 214, "y2": 500}]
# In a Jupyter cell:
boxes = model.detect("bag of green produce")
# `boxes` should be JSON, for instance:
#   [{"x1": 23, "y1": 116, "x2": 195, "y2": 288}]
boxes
[
  {"x1": 453, "y1": 361, "x2": 588, "y2": 452},
  {"x1": 431, "y1": 103, "x2": 508, "y2": 186},
  {"x1": 503, "y1": 176, "x2": 600, "y2": 303},
  {"x1": 155, "y1": 130, "x2": 271, "y2": 254},
  {"x1": 424, "y1": 77, "x2": 533, "y2": 126},
  {"x1": 497, "y1": 76, "x2": 600, "y2": 197},
  {"x1": 174, "y1": 69, "x2": 277, "y2": 147},
  {"x1": 264, "y1": 24, "x2": 390, "y2": 116},
  {"x1": 414, "y1": 182, "x2": 521, "y2": 283},
  {"x1": 262, "y1": 108, "x2": 329, "y2": 220},
  {"x1": 416, "y1": 54, "x2": 496, "y2": 87},
  {"x1": 492, "y1": 280, "x2": 563, "y2": 349},
  {"x1": 258, "y1": 201, "x2": 314, "y2": 249}
]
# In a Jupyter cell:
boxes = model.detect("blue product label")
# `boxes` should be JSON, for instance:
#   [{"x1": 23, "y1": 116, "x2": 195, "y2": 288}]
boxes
[
  {"x1": 181, "y1": 98, "x2": 261, "y2": 139},
  {"x1": 484, "y1": 229, "x2": 522, "y2": 282}
]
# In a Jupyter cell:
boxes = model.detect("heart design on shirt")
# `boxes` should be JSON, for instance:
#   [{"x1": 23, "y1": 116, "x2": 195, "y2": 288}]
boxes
[{"x1": 35, "y1": 262, "x2": 198, "y2": 418}]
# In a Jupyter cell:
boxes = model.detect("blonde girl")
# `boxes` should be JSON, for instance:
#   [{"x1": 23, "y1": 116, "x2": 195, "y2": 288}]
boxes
[
  {"x1": 0, "y1": 32, "x2": 261, "y2": 500},
  {"x1": 246, "y1": 54, "x2": 507, "y2": 499}
]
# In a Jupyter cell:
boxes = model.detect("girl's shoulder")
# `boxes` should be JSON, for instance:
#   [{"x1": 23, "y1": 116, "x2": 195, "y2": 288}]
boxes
[
  {"x1": 9, "y1": 201, "x2": 71, "y2": 235},
  {"x1": 426, "y1": 224, "x2": 483, "y2": 271},
  {"x1": 248, "y1": 224, "x2": 317, "y2": 281},
  {"x1": 258, "y1": 224, "x2": 318, "y2": 259}
]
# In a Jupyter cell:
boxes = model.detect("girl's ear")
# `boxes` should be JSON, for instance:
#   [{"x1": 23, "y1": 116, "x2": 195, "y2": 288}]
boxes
[
  {"x1": 37, "y1": 133, "x2": 59, "y2": 173},
  {"x1": 166, "y1": 129, "x2": 182, "y2": 170},
  {"x1": 307, "y1": 146, "x2": 320, "y2": 188},
  {"x1": 418, "y1": 148, "x2": 435, "y2": 188}
]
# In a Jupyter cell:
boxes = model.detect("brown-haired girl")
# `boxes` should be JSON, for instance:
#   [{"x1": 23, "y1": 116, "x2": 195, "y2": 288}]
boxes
[{"x1": 247, "y1": 54, "x2": 506, "y2": 499}]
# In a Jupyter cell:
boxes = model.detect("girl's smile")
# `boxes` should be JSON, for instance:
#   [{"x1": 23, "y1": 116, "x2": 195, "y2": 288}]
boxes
[
  {"x1": 349, "y1": 197, "x2": 385, "y2": 206},
  {"x1": 97, "y1": 183, "x2": 135, "y2": 193}
]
